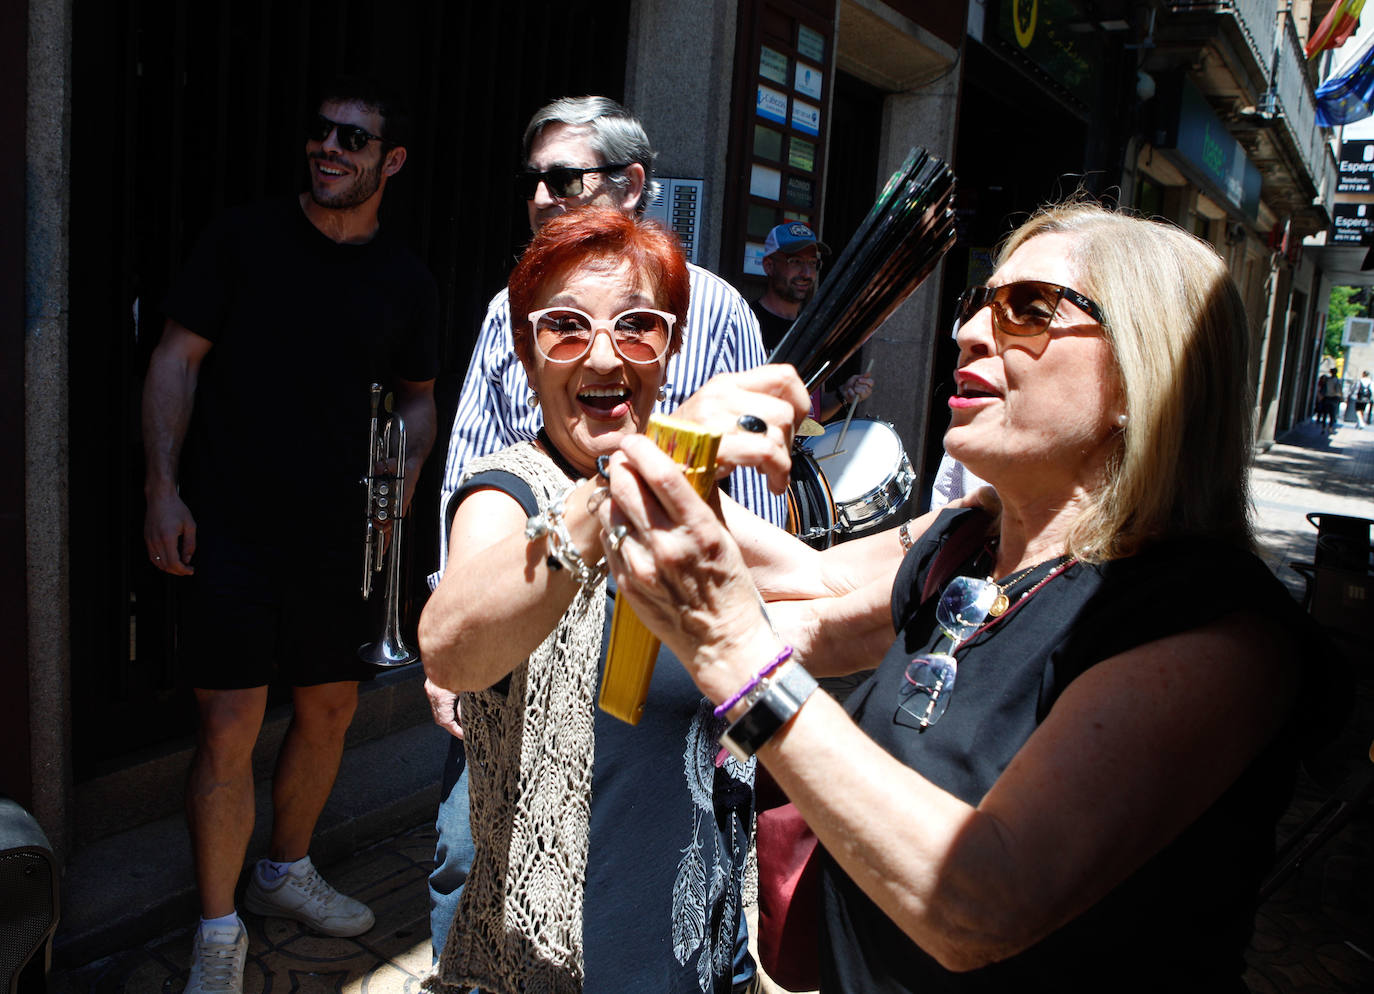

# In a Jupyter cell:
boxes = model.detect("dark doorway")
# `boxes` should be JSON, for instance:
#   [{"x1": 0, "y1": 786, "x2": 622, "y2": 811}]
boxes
[
  {"x1": 821, "y1": 72, "x2": 885, "y2": 261},
  {"x1": 68, "y1": 0, "x2": 629, "y2": 779},
  {"x1": 0, "y1": 0, "x2": 29, "y2": 805}
]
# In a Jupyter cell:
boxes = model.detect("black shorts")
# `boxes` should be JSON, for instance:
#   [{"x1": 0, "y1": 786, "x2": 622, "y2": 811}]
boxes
[{"x1": 179, "y1": 529, "x2": 380, "y2": 690}]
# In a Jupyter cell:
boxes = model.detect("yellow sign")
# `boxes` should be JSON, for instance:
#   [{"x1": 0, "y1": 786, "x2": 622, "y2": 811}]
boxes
[{"x1": 1014, "y1": 0, "x2": 1038, "y2": 48}]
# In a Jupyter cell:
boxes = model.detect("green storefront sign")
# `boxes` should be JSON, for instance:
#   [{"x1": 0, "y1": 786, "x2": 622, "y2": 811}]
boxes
[{"x1": 1169, "y1": 79, "x2": 1262, "y2": 220}]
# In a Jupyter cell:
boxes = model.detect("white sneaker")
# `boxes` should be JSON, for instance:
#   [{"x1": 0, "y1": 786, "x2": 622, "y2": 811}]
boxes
[
  {"x1": 185, "y1": 920, "x2": 247, "y2": 994},
  {"x1": 242, "y1": 855, "x2": 375, "y2": 936}
]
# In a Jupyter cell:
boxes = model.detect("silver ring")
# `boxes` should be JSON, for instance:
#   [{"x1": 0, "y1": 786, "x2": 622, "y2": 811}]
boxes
[{"x1": 607, "y1": 524, "x2": 629, "y2": 554}]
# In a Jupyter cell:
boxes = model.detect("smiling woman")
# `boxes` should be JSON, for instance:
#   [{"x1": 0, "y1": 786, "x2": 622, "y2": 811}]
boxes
[
  {"x1": 506, "y1": 209, "x2": 687, "y2": 480},
  {"x1": 419, "y1": 208, "x2": 806, "y2": 994}
]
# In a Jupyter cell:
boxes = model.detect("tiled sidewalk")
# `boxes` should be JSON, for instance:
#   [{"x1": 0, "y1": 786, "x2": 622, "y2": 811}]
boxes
[
  {"x1": 52, "y1": 826, "x2": 438, "y2": 993},
  {"x1": 1244, "y1": 415, "x2": 1374, "y2": 993},
  {"x1": 52, "y1": 417, "x2": 1374, "y2": 994}
]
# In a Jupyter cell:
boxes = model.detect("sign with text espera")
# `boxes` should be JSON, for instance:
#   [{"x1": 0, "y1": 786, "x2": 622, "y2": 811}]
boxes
[{"x1": 1338, "y1": 140, "x2": 1374, "y2": 193}]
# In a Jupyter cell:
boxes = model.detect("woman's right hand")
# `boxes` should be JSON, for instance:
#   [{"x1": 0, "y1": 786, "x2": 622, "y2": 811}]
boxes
[
  {"x1": 597, "y1": 434, "x2": 782, "y2": 705},
  {"x1": 672, "y1": 365, "x2": 810, "y2": 495}
]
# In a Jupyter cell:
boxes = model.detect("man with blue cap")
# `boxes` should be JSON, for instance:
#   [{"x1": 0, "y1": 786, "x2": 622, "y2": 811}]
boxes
[{"x1": 751, "y1": 222, "x2": 871, "y2": 421}]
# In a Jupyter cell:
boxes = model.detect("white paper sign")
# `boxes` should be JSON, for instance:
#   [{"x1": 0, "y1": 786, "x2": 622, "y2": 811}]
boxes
[
  {"x1": 750, "y1": 164, "x2": 782, "y2": 201},
  {"x1": 743, "y1": 242, "x2": 767, "y2": 276},
  {"x1": 760, "y1": 47, "x2": 788, "y2": 85},
  {"x1": 795, "y1": 63, "x2": 823, "y2": 100}
]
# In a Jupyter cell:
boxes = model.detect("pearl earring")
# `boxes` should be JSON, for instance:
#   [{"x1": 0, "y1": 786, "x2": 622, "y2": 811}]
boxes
[
  {"x1": 1115, "y1": 412, "x2": 1128, "y2": 428},
  {"x1": 528, "y1": 391, "x2": 539, "y2": 409}
]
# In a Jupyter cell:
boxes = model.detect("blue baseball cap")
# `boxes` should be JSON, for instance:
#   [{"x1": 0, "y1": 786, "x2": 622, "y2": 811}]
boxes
[{"x1": 763, "y1": 222, "x2": 825, "y2": 257}]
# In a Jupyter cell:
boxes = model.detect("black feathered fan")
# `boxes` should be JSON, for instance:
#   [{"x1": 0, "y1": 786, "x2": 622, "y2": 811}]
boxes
[{"x1": 767, "y1": 146, "x2": 957, "y2": 386}]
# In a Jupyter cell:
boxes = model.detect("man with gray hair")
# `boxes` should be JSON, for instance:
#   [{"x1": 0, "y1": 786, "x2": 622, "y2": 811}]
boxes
[{"x1": 425, "y1": 96, "x2": 782, "y2": 988}]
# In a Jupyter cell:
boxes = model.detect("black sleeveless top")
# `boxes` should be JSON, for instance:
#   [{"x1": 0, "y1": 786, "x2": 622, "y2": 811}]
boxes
[{"x1": 820, "y1": 508, "x2": 1311, "y2": 994}]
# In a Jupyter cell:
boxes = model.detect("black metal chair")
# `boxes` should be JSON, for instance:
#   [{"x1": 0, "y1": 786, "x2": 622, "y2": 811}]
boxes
[
  {"x1": 0, "y1": 798, "x2": 60, "y2": 994},
  {"x1": 1289, "y1": 514, "x2": 1373, "y2": 609},
  {"x1": 1305, "y1": 512, "x2": 1373, "y2": 559},
  {"x1": 1261, "y1": 738, "x2": 1374, "y2": 902},
  {"x1": 1264, "y1": 527, "x2": 1373, "y2": 902},
  {"x1": 1309, "y1": 565, "x2": 1374, "y2": 640}
]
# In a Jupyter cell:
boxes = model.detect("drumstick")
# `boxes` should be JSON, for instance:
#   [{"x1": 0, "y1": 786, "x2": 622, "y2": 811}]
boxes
[{"x1": 832, "y1": 358, "x2": 875, "y2": 457}]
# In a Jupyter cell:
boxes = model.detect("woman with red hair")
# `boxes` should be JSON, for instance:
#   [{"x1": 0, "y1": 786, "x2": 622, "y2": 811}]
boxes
[{"x1": 420, "y1": 207, "x2": 805, "y2": 994}]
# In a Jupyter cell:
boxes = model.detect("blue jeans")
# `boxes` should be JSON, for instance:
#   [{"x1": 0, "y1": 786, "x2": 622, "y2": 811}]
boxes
[{"x1": 429, "y1": 735, "x2": 472, "y2": 961}]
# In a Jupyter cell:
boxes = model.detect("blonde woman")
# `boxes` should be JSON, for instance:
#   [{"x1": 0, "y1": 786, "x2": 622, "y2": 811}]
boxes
[{"x1": 597, "y1": 203, "x2": 1326, "y2": 993}]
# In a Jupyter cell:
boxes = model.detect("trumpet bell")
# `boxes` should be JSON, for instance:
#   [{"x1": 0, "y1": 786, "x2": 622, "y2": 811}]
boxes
[{"x1": 357, "y1": 631, "x2": 419, "y2": 667}]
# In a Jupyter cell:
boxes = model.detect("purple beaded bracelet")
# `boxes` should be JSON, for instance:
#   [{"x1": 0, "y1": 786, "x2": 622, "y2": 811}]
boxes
[{"x1": 713, "y1": 645, "x2": 794, "y2": 718}]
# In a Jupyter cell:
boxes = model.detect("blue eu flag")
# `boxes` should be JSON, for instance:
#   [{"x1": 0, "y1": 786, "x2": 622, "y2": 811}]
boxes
[{"x1": 1317, "y1": 36, "x2": 1374, "y2": 126}]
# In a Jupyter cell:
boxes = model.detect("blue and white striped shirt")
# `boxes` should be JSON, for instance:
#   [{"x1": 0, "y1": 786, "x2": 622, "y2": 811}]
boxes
[{"x1": 433, "y1": 263, "x2": 787, "y2": 578}]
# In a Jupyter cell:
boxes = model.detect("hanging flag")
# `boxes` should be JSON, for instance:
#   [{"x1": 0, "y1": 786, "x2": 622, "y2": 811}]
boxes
[
  {"x1": 1307, "y1": 0, "x2": 1367, "y2": 58},
  {"x1": 1316, "y1": 31, "x2": 1374, "y2": 125}
]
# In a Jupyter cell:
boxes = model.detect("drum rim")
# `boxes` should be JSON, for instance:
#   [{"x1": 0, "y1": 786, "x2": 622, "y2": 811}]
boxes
[{"x1": 785, "y1": 445, "x2": 838, "y2": 549}]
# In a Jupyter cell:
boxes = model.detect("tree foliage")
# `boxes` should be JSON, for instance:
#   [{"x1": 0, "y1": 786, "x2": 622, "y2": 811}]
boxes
[{"x1": 1325, "y1": 285, "x2": 1364, "y2": 359}]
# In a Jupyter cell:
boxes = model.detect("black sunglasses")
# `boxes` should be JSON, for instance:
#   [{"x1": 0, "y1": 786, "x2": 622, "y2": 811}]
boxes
[
  {"x1": 307, "y1": 115, "x2": 395, "y2": 152},
  {"x1": 953, "y1": 280, "x2": 1107, "y2": 340},
  {"x1": 515, "y1": 162, "x2": 633, "y2": 200}
]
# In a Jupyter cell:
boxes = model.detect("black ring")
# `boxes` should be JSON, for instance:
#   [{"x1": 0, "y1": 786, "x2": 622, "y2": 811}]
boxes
[
  {"x1": 596, "y1": 454, "x2": 611, "y2": 480},
  {"x1": 737, "y1": 414, "x2": 767, "y2": 434}
]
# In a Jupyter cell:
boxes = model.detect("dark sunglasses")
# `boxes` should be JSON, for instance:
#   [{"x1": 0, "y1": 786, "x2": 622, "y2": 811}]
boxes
[
  {"x1": 307, "y1": 115, "x2": 394, "y2": 152},
  {"x1": 515, "y1": 163, "x2": 633, "y2": 200},
  {"x1": 952, "y1": 280, "x2": 1107, "y2": 340}
]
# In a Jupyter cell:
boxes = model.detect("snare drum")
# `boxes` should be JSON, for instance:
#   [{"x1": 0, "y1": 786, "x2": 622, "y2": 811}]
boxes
[
  {"x1": 785, "y1": 445, "x2": 837, "y2": 549},
  {"x1": 798, "y1": 418, "x2": 914, "y2": 536}
]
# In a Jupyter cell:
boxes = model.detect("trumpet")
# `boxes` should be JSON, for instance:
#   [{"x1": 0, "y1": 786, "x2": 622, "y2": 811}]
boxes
[{"x1": 359, "y1": 383, "x2": 419, "y2": 667}]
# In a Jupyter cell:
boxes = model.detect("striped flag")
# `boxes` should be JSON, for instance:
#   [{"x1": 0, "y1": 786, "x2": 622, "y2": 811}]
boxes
[{"x1": 1307, "y1": 0, "x2": 1367, "y2": 58}]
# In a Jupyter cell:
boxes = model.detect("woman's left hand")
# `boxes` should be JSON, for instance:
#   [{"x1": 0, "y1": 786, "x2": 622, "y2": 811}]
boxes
[{"x1": 597, "y1": 433, "x2": 779, "y2": 701}]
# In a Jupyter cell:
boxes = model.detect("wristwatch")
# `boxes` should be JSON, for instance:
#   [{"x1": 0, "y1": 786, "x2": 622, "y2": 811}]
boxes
[{"x1": 718, "y1": 662, "x2": 819, "y2": 761}]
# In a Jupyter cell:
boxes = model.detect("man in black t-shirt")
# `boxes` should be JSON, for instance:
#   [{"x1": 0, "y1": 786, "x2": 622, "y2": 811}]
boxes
[
  {"x1": 142, "y1": 78, "x2": 437, "y2": 994},
  {"x1": 751, "y1": 222, "x2": 872, "y2": 421}
]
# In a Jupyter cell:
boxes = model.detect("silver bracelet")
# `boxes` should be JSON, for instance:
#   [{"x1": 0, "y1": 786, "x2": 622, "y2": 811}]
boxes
[
  {"x1": 525, "y1": 482, "x2": 607, "y2": 589},
  {"x1": 718, "y1": 661, "x2": 819, "y2": 761}
]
